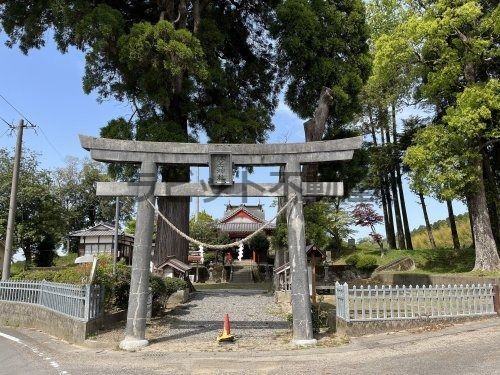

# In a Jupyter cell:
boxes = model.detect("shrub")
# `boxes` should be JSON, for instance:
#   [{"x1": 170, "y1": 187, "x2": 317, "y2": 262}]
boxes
[
  {"x1": 202, "y1": 251, "x2": 219, "y2": 266},
  {"x1": 149, "y1": 276, "x2": 187, "y2": 315},
  {"x1": 344, "y1": 253, "x2": 379, "y2": 272},
  {"x1": 311, "y1": 304, "x2": 329, "y2": 333},
  {"x1": 150, "y1": 275, "x2": 167, "y2": 315},
  {"x1": 12, "y1": 270, "x2": 56, "y2": 281},
  {"x1": 345, "y1": 254, "x2": 359, "y2": 266},
  {"x1": 52, "y1": 267, "x2": 89, "y2": 284},
  {"x1": 355, "y1": 255, "x2": 379, "y2": 271},
  {"x1": 94, "y1": 258, "x2": 132, "y2": 310},
  {"x1": 164, "y1": 277, "x2": 187, "y2": 297},
  {"x1": 12, "y1": 267, "x2": 88, "y2": 284}
]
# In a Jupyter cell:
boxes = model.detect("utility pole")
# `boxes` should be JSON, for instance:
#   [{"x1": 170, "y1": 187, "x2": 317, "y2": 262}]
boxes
[
  {"x1": 2, "y1": 120, "x2": 24, "y2": 280},
  {"x1": 113, "y1": 196, "x2": 120, "y2": 275}
]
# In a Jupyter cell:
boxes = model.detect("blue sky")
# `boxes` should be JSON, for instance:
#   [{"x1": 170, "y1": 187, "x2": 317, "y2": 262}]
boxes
[{"x1": 0, "y1": 35, "x2": 467, "y2": 242}]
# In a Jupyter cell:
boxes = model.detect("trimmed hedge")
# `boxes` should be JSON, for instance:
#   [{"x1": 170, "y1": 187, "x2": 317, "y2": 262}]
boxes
[
  {"x1": 356, "y1": 255, "x2": 378, "y2": 271},
  {"x1": 345, "y1": 254, "x2": 360, "y2": 266},
  {"x1": 345, "y1": 253, "x2": 379, "y2": 272}
]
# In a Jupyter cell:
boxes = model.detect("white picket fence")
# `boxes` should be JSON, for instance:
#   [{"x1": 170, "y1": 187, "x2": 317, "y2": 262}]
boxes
[
  {"x1": 0, "y1": 280, "x2": 104, "y2": 321},
  {"x1": 335, "y1": 282, "x2": 497, "y2": 322}
]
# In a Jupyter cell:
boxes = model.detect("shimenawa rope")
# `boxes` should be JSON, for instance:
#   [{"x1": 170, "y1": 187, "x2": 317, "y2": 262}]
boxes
[{"x1": 145, "y1": 195, "x2": 295, "y2": 250}]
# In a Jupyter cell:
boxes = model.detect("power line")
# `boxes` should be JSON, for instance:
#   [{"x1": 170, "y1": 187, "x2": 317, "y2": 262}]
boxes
[
  {"x1": 0, "y1": 93, "x2": 66, "y2": 161},
  {"x1": 0, "y1": 115, "x2": 12, "y2": 128},
  {"x1": 0, "y1": 93, "x2": 36, "y2": 128},
  {"x1": 35, "y1": 124, "x2": 66, "y2": 161},
  {"x1": 0, "y1": 94, "x2": 69, "y2": 161},
  {"x1": 0, "y1": 128, "x2": 10, "y2": 138}
]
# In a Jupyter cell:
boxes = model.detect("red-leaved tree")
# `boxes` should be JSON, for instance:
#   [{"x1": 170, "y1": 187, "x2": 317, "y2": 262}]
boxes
[{"x1": 352, "y1": 203, "x2": 384, "y2": 252}]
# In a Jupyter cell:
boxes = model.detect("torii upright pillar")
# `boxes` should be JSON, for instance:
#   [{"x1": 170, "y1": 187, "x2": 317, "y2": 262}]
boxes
[
  {"x1": 119, "y1": 162, "x2": 157, "y2": 350},
  {"x1": 286, "y1": 160, "x2": 315, "y2": 345}
]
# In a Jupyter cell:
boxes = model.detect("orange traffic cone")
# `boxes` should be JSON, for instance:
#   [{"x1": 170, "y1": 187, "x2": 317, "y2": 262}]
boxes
[{"x1": 217, "y1": 313, "x2": 234, "y2": 342}]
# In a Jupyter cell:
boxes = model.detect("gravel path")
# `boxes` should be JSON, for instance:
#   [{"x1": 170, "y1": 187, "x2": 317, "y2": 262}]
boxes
[{"x1": 146, "y1": 289, "x2": 290, "y2": 351}]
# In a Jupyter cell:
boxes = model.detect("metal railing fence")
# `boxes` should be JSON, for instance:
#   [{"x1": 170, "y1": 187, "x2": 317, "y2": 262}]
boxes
[
  {"x1": 335, "y1": 282, "x2": 496, "y2": 322},
  {"x1": 0, "y1": 280, "x2": 104, "y2": 321}
]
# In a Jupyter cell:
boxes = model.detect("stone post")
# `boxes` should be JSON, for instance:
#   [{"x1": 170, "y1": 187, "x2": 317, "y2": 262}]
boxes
[
  {"x1": 285, "y1": 160, "x2": 316, "y2": 346},
  {"x1": 119, "y1": 162, "x2": 157, "y2": 350}
]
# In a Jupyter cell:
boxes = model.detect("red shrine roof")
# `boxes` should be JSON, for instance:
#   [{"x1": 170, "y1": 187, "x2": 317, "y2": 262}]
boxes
[
  {"x1": 220, "y1": 204, "x2": 265, "y2": 223},
  {"x1": 217, "y1": 204, "x2": 275, "y2": 233}
]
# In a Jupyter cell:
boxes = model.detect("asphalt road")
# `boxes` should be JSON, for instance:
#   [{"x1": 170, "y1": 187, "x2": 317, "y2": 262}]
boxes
[
  {"x1": 0, "y1": 331, "x2": 66, "y2": 375},
  {"x1": 0, "y1": 318, "x2": 499, "y2": 375}
]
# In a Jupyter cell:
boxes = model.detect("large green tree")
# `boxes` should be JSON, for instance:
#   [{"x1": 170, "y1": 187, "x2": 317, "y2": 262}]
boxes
[
  {"x1": 363, "y1": 0, "x2": 414, "y2": 251},
  {"x1": 0, "y1": 149, "x2": 65, "y2": 268},
  {"x1": 405, "y1": 80, "x2": 500, "y2": 270},
  {"x1": 54, "y1": 157, "x2": 134, "y2": 239},
  {"x1": 1, "y1": 0, "x2": 370, "y2": 265},
  {"x1": 189, "y1": 211, "x2": 230, "y2": 262},
  {"x1": 372, "y1": 0, "x2": 500, "y2": 270}
]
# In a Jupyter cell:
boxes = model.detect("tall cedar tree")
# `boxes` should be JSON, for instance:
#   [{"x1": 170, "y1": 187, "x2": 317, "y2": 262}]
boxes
[{"x1": 1, "y1": 1, "x2": 370, "y2": 264}]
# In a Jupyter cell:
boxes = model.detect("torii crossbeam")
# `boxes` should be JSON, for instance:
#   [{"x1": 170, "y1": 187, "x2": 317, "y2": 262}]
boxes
[{"x1": 80, "y1": 135, "x2": 362, "y2": 349}]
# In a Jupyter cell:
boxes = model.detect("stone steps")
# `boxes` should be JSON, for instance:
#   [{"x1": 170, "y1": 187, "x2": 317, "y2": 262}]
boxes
[{"x1": 230, "y1": 267, "x2": 253, "y2": 283}]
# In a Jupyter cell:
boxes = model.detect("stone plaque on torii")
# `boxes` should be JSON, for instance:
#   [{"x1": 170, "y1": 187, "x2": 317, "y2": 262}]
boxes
[{"x1": 80, "y1": 134, "x2": 362, "y2": 349}]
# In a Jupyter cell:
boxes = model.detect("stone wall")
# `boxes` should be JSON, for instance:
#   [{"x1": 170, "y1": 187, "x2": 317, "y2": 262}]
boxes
[
  {"x1": 373, "y1": 272, "x2": 500, "y2": 287},
  {"x1": 336, "y1": 315, "x2": 495, "y2": 337},
  {"x1": 0, "y1": 301, "x2": 88, "y2": 342},
  {"x1": 86, "y1": 310, "x2": 127, "y2": 337},
  {"x1": 0, "y1": 301, "x2": 126, "y2": 343},
  {"x1": 372, "y1": 257, "x2": 415, "y2": 274}
]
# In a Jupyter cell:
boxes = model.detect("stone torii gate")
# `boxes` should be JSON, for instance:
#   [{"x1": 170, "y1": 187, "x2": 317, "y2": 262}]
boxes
[{"x1": 80, "y1": 134, "x2": 362, "y2": 349}]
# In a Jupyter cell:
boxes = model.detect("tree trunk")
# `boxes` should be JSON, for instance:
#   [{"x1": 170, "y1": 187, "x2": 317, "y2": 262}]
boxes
[
  {"x1": 378, "y1": 121, "x2": 396, "y2": 249},
  {"x1": 155, "y1": 99, "x2": 190, "y2": 265},
  {"x1": 380, "y1": 181, "x2": 392, "y2": 247},
  {"x1": 155, "y1": 196, "x2": 190, "y2": 264},
  {"x1": 397, "y1": 167, "x2": 413, "y2": 249},
  {"x1": 482, "y1": 148, "x2": 500, "y2": 249},
  {"x1": 154, "y1": 166, "x2": 190, "y2": 266},
  {"x1": 418, "y1": 192, "x2": 436, "y2": 249},
  {"x1": 470, "y1": 160, "x2": 500, "y2": 270},
  {"x1": 388, "y1": 104, "x2": 405, "y2": 249},
  {"x1": 368, "y1": 121, "x2": 392, "y2": 248},
  {"x1": 466, "y1": 197, "x2": 475, "y2": 248},
  {"x1": 384, "y1": 175, "x2": 397, "y2": 249},
  {"x1": 302, "y1": 87, "x2": 332, "y2": 182},
  {"x1": 446, "y1": 199, "x2": 461, "y2": 250},
  {"x1": 22, "y1": 239, "x2": 32, "y2": 269},
  {"x1": 390, "y1": 170, "x2": 406, "y2": 249},
  {"x1": 391, "y1": 104, "x2": 412, "y2": 249}
]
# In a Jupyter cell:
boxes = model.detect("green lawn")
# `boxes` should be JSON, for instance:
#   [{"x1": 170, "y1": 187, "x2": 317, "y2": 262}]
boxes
[{"x1": 332, "y1": 246, "x2": 500, "y2": 277}]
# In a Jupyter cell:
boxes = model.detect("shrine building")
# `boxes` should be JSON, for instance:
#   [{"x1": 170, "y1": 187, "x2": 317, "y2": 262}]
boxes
[
  {"x1": 217, "y1": 203, "x2": 275, "y2": 262},
  {"x1": 68, "y1": 223, "x2": 135, "y2": 264}
]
